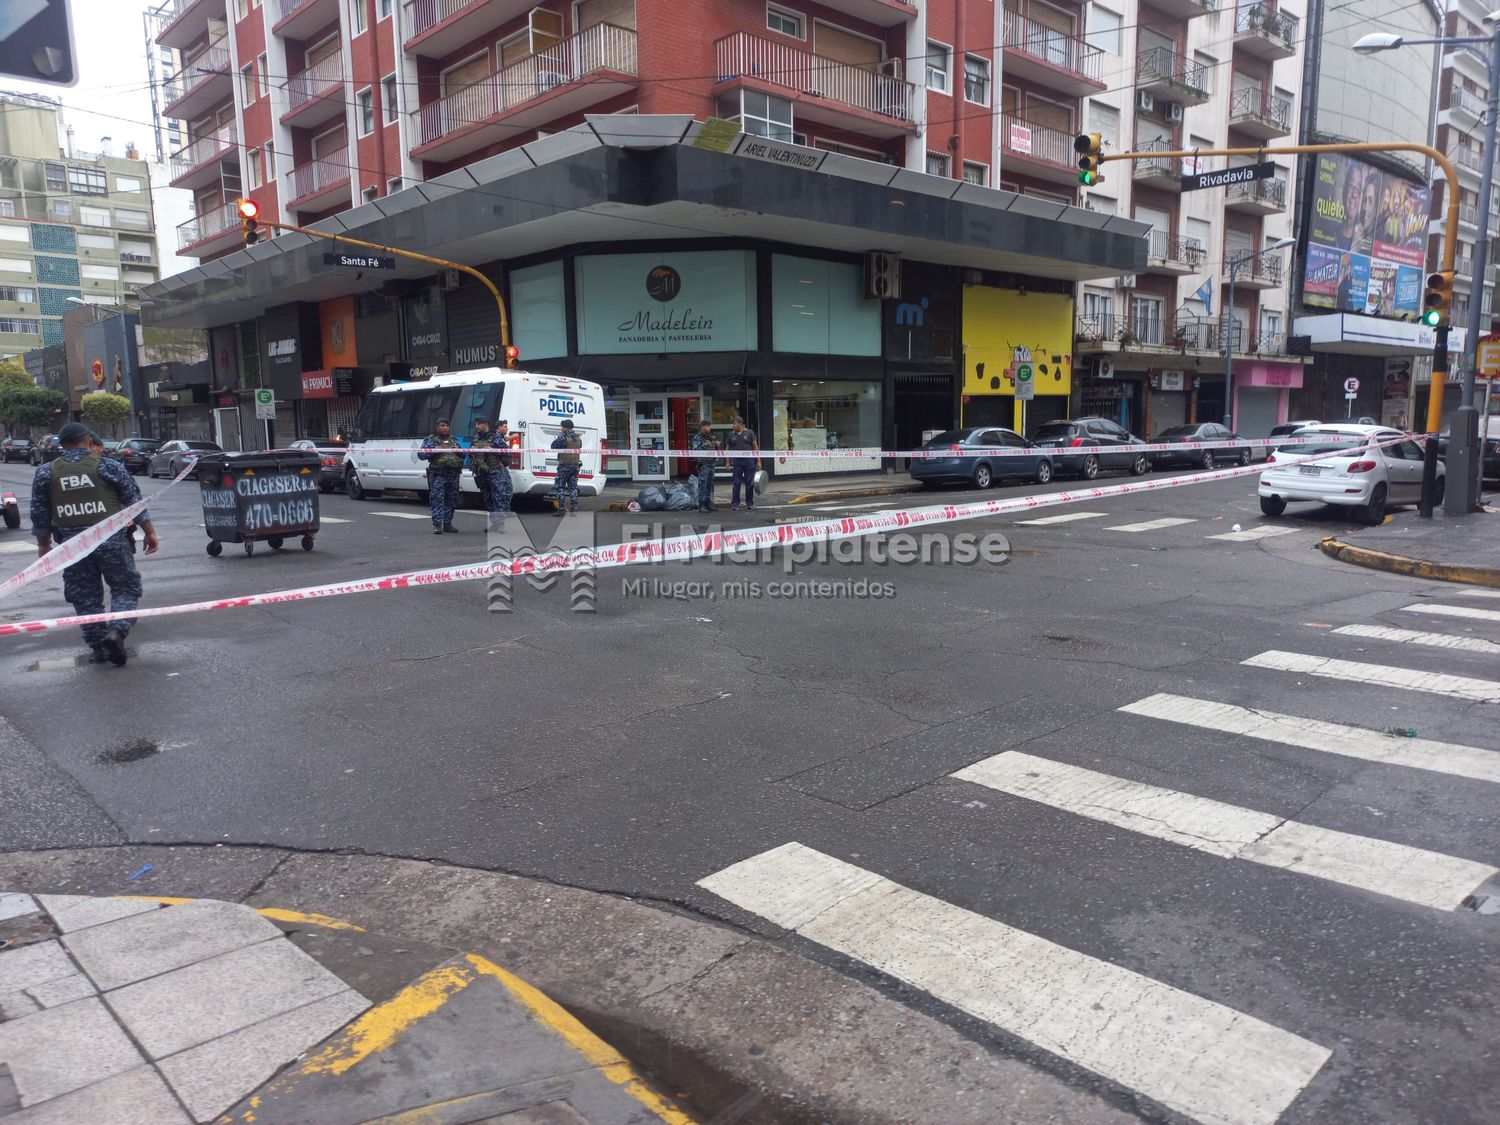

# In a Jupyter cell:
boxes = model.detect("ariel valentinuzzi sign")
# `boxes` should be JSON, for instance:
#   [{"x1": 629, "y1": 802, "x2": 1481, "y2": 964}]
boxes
[{"x1": 575, "y1": 251, "x2": 756, "y2": 354}]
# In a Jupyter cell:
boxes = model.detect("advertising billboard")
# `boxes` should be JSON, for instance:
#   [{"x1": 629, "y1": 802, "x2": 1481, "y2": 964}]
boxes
[{"x1": 1303, "y1": 155, "x2": 1429, "y2": 318}]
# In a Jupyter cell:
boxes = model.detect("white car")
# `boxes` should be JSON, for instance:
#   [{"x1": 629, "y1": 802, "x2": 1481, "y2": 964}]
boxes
[{"x1": 1258, "y1": 423, "x2": 1440, "y2": 524}]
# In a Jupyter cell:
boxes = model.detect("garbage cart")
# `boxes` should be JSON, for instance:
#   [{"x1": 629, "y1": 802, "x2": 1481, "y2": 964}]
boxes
[{"x1": 198, "y1": 450, "x2": 321, "y2": 557}]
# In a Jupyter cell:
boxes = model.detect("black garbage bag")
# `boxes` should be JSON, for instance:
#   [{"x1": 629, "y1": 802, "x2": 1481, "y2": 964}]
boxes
[
  {"x1": 636, "y1": 485, "x2": 667, "y2": 511},
  {"x1": 663, "y1": 480, "x2": 696, "y2": 511}
]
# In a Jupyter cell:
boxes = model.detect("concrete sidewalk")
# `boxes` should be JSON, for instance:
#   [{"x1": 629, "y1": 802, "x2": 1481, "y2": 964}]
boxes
[
  {"x1": 600, "y1": 470, "x2": 922, "y2": 511},
  {"x1": 0, "y1": 891, "x2": 688, "y2": 1125},
  {"x1": 1320, "y1": 502, "x2": 1500, "y2": 587}
]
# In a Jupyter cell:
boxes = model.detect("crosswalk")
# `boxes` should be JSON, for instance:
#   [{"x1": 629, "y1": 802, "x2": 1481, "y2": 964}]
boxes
[{"x1": 698, "y1": 587, "x2": 1500, "y2": 1125}]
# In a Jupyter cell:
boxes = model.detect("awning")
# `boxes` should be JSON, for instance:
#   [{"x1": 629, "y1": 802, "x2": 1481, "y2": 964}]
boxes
[{"x1": 1293, "y1": 313, "x2": 1468, "y2": 357}]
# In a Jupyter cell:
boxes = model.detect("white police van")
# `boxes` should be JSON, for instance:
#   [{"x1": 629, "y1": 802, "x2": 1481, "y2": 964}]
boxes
[{"x1": 342, "y1": 369, "x2": 605, "y2": 501}]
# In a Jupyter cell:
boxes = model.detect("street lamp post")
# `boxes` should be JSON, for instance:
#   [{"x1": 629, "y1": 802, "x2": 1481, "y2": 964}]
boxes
[
  {"x1": 1356, "y1": 22, "x2": 1500, "y2": 513},
  {"x1": 1222, "y1": 238, "x2": 1294, "y2": 431}
]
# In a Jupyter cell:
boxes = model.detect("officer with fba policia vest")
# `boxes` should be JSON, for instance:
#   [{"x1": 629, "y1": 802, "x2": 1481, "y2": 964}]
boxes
[
  {"x1": 417, "y1": 418, "x2": 464, "y2": 534},
  {"x1": 29, "y1": 422, "x2": 160, "y2": 666}
]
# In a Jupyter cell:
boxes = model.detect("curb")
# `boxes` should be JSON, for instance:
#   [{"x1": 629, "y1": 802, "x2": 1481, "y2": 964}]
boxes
[{"x1": 1318, "y1": 537, "x2": 1500, "y2": 588}]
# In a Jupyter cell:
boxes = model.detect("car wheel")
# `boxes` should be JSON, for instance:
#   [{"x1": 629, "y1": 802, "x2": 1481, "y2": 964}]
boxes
[
  {"x1": 1362, "y1": 483, "x2": 1388, "y2": 525},
  {"x1": 1201, "y1": 450, "x2": 1216, "y2": 470},
  {"x1": 2, "y1": 505, "x2": 19, "y2": 530},
  {"x1": 1431, "y1": 475, "x2": 1446, "y2": 506},
  {"x1": 345, "y1": 469, "x2": 379, "y2": 501},
  {"x1": 973, "y1": 463, "x2": 993, "y2": 489},
  {"x1": 1034, "y1": 459, "x2": 1053, "y2": 485},
  {"x1": 1238, "y1": 448, "x2": 1252, "y2": 467},
  {"x1": 1130, "y1": 453, "x2": 1149, "y2": 476},
  {"x1": 1079, "y1": 455, "x2": 1099, "y2": 481},
  {"x1": 1259, "y1": 495, "x2": 1286, "y2": 517}
]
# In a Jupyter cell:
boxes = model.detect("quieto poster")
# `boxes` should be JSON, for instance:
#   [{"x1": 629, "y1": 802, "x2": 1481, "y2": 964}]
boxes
[{"x1": 1303, "y1": 155, "x2": 1429, "y2": 319}]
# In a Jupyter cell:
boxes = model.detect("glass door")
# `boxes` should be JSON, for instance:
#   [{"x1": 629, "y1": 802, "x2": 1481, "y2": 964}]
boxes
[{"x1": 630, "y1": 394, "x2": 668, "y2": 480}]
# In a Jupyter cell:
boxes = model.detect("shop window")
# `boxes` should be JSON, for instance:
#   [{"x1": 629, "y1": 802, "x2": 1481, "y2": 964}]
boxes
[
  {"x1": 511, "y1": 260, "x2": 567, "y2": 359},
  {"x1": 771, "y1": 255, "x2": 880, "y2": 356},
  {"x1": 772, "y1": 379, "x2": 882, "y2": 457}
]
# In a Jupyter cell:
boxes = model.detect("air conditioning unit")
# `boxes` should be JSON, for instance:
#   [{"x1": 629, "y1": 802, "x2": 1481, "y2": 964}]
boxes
[
  {"x1": 865, "y1": 250, "x2": 902, "y2": 299},
  {"x1": 1119, "y1": 274, "x2": 1138, "y2": 289},
  {"x1": 1136, "y1": 91, "x2": 1155, "y2": 113},
  {"x1": 539, "y1": 71, "x2": 568, "y2": 92},
  {"x1": 1164, "y1": 102, "x2": 1184, "y2": 124},
  {"x1": 440, "y1": 268, "x2": 462, "y2": 291},
  {"x1": 1096, "y1": 358, "x2": 1116, "y2": 378},
  {"x1": 879, "y1": 57, "x2": 903, "y2": 79}
]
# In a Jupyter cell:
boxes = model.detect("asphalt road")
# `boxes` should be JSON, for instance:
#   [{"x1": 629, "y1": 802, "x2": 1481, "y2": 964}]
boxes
[{"x1": 2, "y1": 458, "x2": 1496, "y2": 1125}]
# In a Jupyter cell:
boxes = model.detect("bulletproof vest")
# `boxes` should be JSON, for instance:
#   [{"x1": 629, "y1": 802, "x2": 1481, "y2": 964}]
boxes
[
  {"x1": 556, "y1": 434, "x2": 581, "y2": 465},
  {"x1": 48, "y1": 454, "x2": 124, "y2": 530},
  {"x1": 428, "y1": 436, "x2": 463, "y2": 470},
  {"x1": 470, "y1": 434, "x2": 499, "y2": 473}
]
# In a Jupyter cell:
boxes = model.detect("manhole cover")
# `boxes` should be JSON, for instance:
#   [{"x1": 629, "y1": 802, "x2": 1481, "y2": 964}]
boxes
[{"x1": 98, "y1": 739, "x2": 161, "y2": 765}]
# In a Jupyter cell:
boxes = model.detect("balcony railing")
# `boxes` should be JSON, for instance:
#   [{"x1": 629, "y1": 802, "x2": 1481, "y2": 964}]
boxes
[
  {"x1": 1134, "y1": 138, "x2": 1182, "y2": 178},
  {"x1": 169, "y1": 124, "x2": 236, "y2": 180},
  {"x1": 714, "y1": 31, "x2": 914, "y2": 123},
  {"x1": 999, "y1": 114, "x2": 1075, "y2": 167},
  {"x1": 1137, "y1": 47, "x2": 1208, "y2": 94},
  {"x1": 286, "y1": 53, "x2": 344, "y2": 112},
  {"x1": 1455, "y1": 256, "x2": 1475, "y2": 279},
  {"x1": 288, "y1": 147, "x2": 349, "y2": 202},
  {"x1": 1228, "y1": 87, "x2": 1292, "y2": 129},
  {"x1": 1448, "y1": 87, "x2": 1485, "y2": 117},
  {"x1": 1234, "y1": 4, "x2": 1299, "y2": 47},
  {"x1": 1450, "y1": 146, "x2": 1485, "y2": 174},
  {"x1": 416, "y1": 25, "x2": 639, "y2": 147},
  {"x1": 120, "y1": 251, "x2": 154, "y2": 264},
  {"x1": 1149, "y1": 230, "x2": 1206, "y2": 265},
  {"x1": 164, "y1": 43, "x2": 229, "y2": 103},
  {"x1": 274, "y1": 0, "x2": 319, "y2": 21},
  {"x1": 177, "y1": 201, "x2": 238, "y2": 251},
  {"x1": 1229, "y1": 250, "x2": 1284, "y2": 284},
  {"x1": 1226, "y1": 176, "x2": 1287, "y2": 208},
  {"x1": 1001, "y1": 11, "x2": 1103, "y2": 84},
  {"x1": 405, "y1": 0, "x2": 486, "y2": 40}
]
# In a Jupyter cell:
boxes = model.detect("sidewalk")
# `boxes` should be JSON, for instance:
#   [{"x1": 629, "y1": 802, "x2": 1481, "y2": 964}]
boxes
[
  {"x1": 1319, "y1": 502, "x2": 1500, "y2": 587},
  {"x1": 602, "y1": 469, "x2": 921, "y2": 511},
  {"x1": 0, "y1": 891, "x2": 687, "y2": 1124}
]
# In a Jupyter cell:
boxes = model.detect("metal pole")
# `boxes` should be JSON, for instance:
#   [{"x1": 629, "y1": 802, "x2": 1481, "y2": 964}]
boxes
[
  {"x1": 1223, "y1": 259, "x2": 1237, "y2": 430},
  {"x1": 1448, "y1": 27, "x2": 1500, "y2": 512}
]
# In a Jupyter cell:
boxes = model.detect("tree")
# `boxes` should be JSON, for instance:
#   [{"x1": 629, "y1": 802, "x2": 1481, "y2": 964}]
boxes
[
  {"x1": 0, "y1": 356, "x2": 32, "y2": 391},
  {"x1": 0, "y1": 384, "x2": 65, "y2": 433},
  {"x1": 80, "y1": 392, "x2": 133, "y2": 437}
]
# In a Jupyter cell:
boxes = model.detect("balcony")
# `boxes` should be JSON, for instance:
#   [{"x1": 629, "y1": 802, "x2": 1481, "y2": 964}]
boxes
[
  {"x1": 1445, "y1": 87, "x2": 1485, "y2": 128},
  {"x1": 1233, "y1": 4, "x2": 1298, "y2": 60},
  {"x1": 163, "y1": 43, "x2": 232, "y2": 121},
  {"x1": 177, "y1": 201, "x2": 241, "y2": 257},
  {"x1": 282, "y1": 54, "x2": 346, "y2": 128},
  {"x1": 287, "y1": 147, "x2": 352, "y2": 211},
  {"x1": 1132, "y1": 139, "x2": 1184, "y2": 192},
  {"x1": 151, "y1": 0, "x2": 227, "y2": 50},
  {"x1": 1448, "y1": 145, "x2": 1485, "y2": 182},
  {"x1": 1225, "y1": 250, "x2": 1283, "y2": 290},
  {"x1": 169, "y1": 124, "x2": 237, "y2": 190},
  {"x1": 1225, "y1": 175, "x2": 1287, "y2": 215},
  {"x1": 1146, "y1": 230, "x2": 1205, "y2": 275},
  {"x1": 404, "y1": 0, "x2": 536, "y2": 59},
  {"x1": 1139, "y1": 0, "x2": 1216, "y2": 20},
  {"x1": 1136, "y1": 48, "x2": 1211, "y2": 107},
  {"x1": 413, "y1": 25, "x2": 640, "y2": 163},
  {"x1": 999, "y1": 115, "x2": 1083, "y2": 186},
  {"x1": 272, "y1": 0, "x2": 339, "y2": 40},
  {"x1": 1000, "y1": 12, "x2": 1105, "y2": 97},
  {"x1": 120, "y1": 250, "x2": 155, "y2": 264},
  {"x1": 1455, "y1": 256, "x2": 1475, "y2": 281},
  {"x1": 1227, "y1": 87, "x2": 1292, "y2": 140},
  {"x1": 713, "y1": 32, "x2": 915, "y2": 138},
  {"x1": 1075, "y1": 311, "x2": 1207, "y2": 353}
]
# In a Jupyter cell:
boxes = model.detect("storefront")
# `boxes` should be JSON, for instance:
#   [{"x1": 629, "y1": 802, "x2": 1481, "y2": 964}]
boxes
[
  {"x1": 961, "y1": 285, "x2": 1074, "y2": 435},
  {"x1": 1291, "y1": 313, "x2": 1452, "y2": 425},
  {"x1": 1232, "y1": 362, "x2": 1303, "y2": 436}
]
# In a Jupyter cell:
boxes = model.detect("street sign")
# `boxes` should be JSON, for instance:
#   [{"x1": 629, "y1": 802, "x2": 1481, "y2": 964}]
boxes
[
  {"x1": 1344, "y1": 377, "x2": 1360, "y2": 393},
  {"x1": 1015, "y1": 364, "x2": 1035, "y2": 402},
  {"x1": 324, "y1": 251, "x2": 396, "y2": 271},
  {"x1": 254, "y1": 388, "x2": 275, "y2": 421},
  {"x1": 1180, "y1": 161, "x2": 1275, "y2": 193}
]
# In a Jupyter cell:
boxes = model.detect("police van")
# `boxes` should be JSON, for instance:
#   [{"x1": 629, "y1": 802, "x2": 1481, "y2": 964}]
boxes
[{"x1": 342, "y1": 370, "x2": 606, "y2": 501}]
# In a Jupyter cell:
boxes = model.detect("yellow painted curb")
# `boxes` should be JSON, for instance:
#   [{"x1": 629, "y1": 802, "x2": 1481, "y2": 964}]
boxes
[
  {"x1": 116, "y1": 896, "x2": 367, "y2": 931},
  {"x1": 1318, "y1": 537, "x2": 1500, "y2": 589}
]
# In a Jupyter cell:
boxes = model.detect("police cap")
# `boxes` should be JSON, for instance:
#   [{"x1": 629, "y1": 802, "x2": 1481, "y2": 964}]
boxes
[
  {"x1": 58, "y1": 422, "x2": 91, "y2": 445},
  {"x1": 560, "y1": 419, "x2": 574, "y2": 429}
]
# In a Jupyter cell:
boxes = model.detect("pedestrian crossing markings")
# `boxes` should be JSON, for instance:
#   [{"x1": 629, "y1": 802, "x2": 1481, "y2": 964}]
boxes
[{"x1": 1243, "y1": 650, "x2": 1500, "y2": 704}]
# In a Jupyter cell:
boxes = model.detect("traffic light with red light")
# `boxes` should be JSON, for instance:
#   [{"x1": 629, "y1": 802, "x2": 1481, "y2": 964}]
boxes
[
  {"x1": 236, "y1": 198, "x2": 261, "y2": 246},
  {"x1": 503, "y1": 344, "x2": 520, "y2": 369},
  {"x1": 1422, "y1": 270, "x2": 1452, "y2": 328},
  {"x1": 1074, "y1": 133, "x2": 1104, "y2": 188}
]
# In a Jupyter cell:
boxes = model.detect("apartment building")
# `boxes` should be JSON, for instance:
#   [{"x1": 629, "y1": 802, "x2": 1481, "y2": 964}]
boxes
[{"x1": 0, "y1": 93, "x2": 163, "y2": 359}]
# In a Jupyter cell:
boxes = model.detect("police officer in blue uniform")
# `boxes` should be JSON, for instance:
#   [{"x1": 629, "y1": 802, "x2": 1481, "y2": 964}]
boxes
[
  {"x1": 470, "y1": 418, "x2": 514, "y2": 530},
  {"x1": 30, "y1": 422, "x2": 160, "y2": 666},
  {"x1": 418, "y1": 418, "x2": 464, "y2": 533},
  {"x1": 690, "y1": 419, "x2": 721, "y2": 512},
  {"x1": 550, "y1": 419, "x2": 582, "y2": 516}
]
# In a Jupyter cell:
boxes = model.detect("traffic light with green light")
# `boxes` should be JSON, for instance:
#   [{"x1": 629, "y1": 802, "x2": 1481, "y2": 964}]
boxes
[
  {"x1": 1074, "y1": 133, "x2": 1104, "y2": 188},
  {"x1": 1421, "y1": 270, "x2": 1452, "y2": 328}
]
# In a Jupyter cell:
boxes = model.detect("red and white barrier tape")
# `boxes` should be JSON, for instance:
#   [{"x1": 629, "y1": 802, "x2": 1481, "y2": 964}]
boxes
[{"x1": 0, "y1": 436, "x2": 1413, "y2": 638}]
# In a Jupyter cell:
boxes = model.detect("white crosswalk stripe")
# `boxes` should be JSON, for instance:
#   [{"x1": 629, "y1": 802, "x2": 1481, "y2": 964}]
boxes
[
  {"x1": 699, "y1": 842, "x2": 1332, "y2": 1125},
  {"x1": 0, "y1": 541, "x2": 32, "y2": 555},
  {"x1": 1118, "y1": 693, "x2": 1500, "y2": 785},
  {"x1": 1452, "y1": 588, "x2": 1500, "y2": 599},
  {"x1": 955, "y1": 751, "x2": 1498, "y2": 910},
  {"x1": 1105, "y1": 517, "x2": 1198, "y2": 533},
  {"x1": 1243, "y1": 649, "x2": 1500, "y2": 703},
  {"x1": 1207, "y1": 525, "x2": 1297, "y2": 542},
  {"x1": 1017, "y1": 511, "x2": 1105, "y2": 525},
  {"x1": 371, "y1": 511, "x2": 431, "y2": 520},
  {"x1": 1402, "y1": 602, "x2": 1500, "y2": 625},
  {"x1": 317, "y1": 516, "x2": 352, "y2": 524},
  {"x1": 1330, "y1": 623, "x2": 1500, "y2": 657}
]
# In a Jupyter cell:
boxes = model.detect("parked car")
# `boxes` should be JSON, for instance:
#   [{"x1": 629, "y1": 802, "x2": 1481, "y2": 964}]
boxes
[
  {"x1": 1434, "y1": 417, "x2": 1500, "y2": 482},
  {"x1": 29, "y1": 435, "x2": 61, "y2": 465},
  {"x1": 1258, "y1": 424, "x2": 1438, "y2": 524},
  {"x1": 1265, "y1": 420, "x2": 1321, "y2": 459},
  {"x1": 114, "y1": 438, "x2": 162, "y2": 475},
  {"x1": 148, "y1": 439, "x2": 222, "y2": 480},
  {"x1": 911, "y1": 427, "x2": 1054, "y2": 489},
  {"x1": 1, "y1": 437, "x2": 33, "y2": 463},
  {"x1": 1149, "y1": 423, "x2": 1253, "y2": 469},
  {"x1": 1030, "y1": 417, "x2": 1150, "y2": 479},
  {"x1": 289, "y1": 438, "x2": 347, "y2": 492}
]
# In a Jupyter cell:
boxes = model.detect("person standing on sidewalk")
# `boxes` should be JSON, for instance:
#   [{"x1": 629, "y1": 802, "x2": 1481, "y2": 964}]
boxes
[
  {"x1": 725, "y1": 415, "x2": 761, "y2": 511},
  {"x1": 470, "y1": 418, "x2": 496, "y2": 512},
  {"x1": 30, "y1": 422, "x2": 160, "y2": 666},
  {"x1": 418, "y1": 419, "x2": 464, "y2": 534},
  {"x1": 551, "y1": 419, "x2": 582, "y2": 516},
  {"x1": 690, "y1": 419, "x2": 721, "y2": 512},
  {"x1": 472, "y1": 419, "x2": 514, "y2": 530}
]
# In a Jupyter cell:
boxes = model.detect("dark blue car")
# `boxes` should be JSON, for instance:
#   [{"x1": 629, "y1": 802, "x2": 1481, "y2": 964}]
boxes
[{"x1": 910, "y1": 427, "x2": 1054, "y2": 489}]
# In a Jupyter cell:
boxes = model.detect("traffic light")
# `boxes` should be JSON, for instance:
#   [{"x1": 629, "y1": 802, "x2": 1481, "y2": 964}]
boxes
[
  {"x1": 503, "y1": 344, "x2": 520, "y2": 369},
  {"x1": 236, "y1": 198, "x2": 261, "y2": 246},
  {"x1": 1422, "y1": 270, "x2": 1452, "y2": 328},
  {"x1": 1074, "y1": 133, "x2": 1104, "y2": 188}
]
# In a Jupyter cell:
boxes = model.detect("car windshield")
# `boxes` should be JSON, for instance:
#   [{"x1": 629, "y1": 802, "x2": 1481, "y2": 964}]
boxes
[
  {"x1": 184, "y1": 442, "x2": 220, "y2": 451},
  {"x1": 125, "y1": 440, "x2": 159, "y2": 450},
  {"x1": 1033, "y1": 423, "x2": 1076, "y2": 439},
  {"x1": 922, "y1": 430, "x2": 978, "y2": 447},
  {"x1": 1157, "y1": 426, "x2": 1199, "y2": 438},
  {"x1": 1285, "y1": 432, "x2": 1369, "y2": 455}
]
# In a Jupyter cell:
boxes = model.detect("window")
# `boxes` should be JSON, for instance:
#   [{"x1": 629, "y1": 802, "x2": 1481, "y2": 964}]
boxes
[
  {"x1": 0, "y1": 219, "x2": 22, "y2": 234},
  {"x1": 926, "y1": 151, "x2": 950, "y2": 177},
  {"x1": 362, "y1": 186, "x2": 378, "y2": 204},
  {"x1": 1259, "y1": 309, "x2": 1281, "y2": 348},
  {"x1": 116, "y1": 208, "x2": 151, "y2": 229},
  {"x1": 82, "y1": 264, "x2": 120, "y2": 281},
  {"x1": 380, "y1": 0, "x2": 393, "y2": 16},
  {"x1": 1083, "y1": 192, "x2": 1117, "y2": 214},
  {"x1": 1088, "y1": 5, "x2": 1122, "y2": 54},
  {"x1": 0, "y1": 259, "x2": 32, "y2": 275},
  {"x1": 1082, "y1": 288, "x2": 1112, "y2": 332},
  {"x1": 1089, "y1": 101, "x2": 1119, "y2": 150},
  {"x1": 68, "y1": 166, "x2": 107, "y2": 194},
  {"x1": 0, "y1": 317, "x2": 41, "y2": 334},
  {"x1": 50, "y1": 198, "x2": 73, "y2": 221},
  {"x1": 240, "y1": 62, "x2": 256, "y2": 103},
  {"x1": 382, "y1": 75, "x2": 398, "y2": 123},
  {"x1": 351, "y1": 0, "x2": 367, "y2": 34},
  {"x1": 0, "y1": 201, "x2": 12, "y2": 217},
  {"x1": 387, "y1": 176, "x2": 404, "y2": 193},
  {"x1": 113, "y1": 175, "x2": 142, "y2": 193},
  {"x1": 258, "y1": 53, "x2": 269, "y2": 98},
  {"x1": 1186, "y1": 217, "x2": 1212, "y2": 258},
  {"x1": 0, "y1": 286, "x2": 37, "y2": 302},
  {"x1": 766, "y1": 5, "x2": 803, "y2": 37},
  {"x1": 44, "y1": 162, "x2": 65, "y2": 191},
  {"x1": 1194, "y1": 51, "x2": 1215, "y2": 93},
  {"x1": 245, "y1": 147, "x2": 262, "y2": 189},
  {"x1": 79, "y1": 205, "x2": 111, "y2": 228},
  {"x1": 264, "y1": 141, "x2": 275, "y2": 183},
  {"x1": 1130, "y1": 295, "x2": 1165, "y2": 344},
  {"x1": 357, "y1": 88, "x2": 374, "y2": 135},
  {"x1": 717, "y1": 89, "x2": 793, "y2": 141},
  {"x1": 963, "y1": 54, "x2": 990, "y2": 104},
  {"x1": 926, "y1": 41, "x2": 950, "y2": 93},
  {"x1": 962, "y1": 161, "x2": 987, "y2": 185}
]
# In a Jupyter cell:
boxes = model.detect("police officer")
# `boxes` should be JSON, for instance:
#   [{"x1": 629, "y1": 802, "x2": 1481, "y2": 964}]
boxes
[
  {"x1": 725, "y1": 415, "x2": 761, "y2": 511},
  {"x1": 470, "y1": 419, "x2": 514, "y2": 530},
  {"x1": 550, "y1": 418, "x2": 582, "y2": 516},
  {"x1": 690, "y1": 419, "x2": 721, "y2": 512},
  {"x1": 87, "y1": 432, "x2": 138, "y2": 553},
  {"x1": 30, "y1": 421, "x2": 160, "y2": 666},
  {"x1": 470, "y1": 418, "x2": 496, "y2": 511},
  {"x1": 418, "y1": 418, "x2": 464, "y2": 533}
]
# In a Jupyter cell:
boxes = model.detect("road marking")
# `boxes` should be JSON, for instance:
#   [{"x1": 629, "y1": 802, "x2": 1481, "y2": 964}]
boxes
[
  {"x1": 1331, "y1": 623, "x2": 1500, "y2": 657},
  {"x1": 317, "y1": 516, "x2": 352, "y2": 524},
  {"x1": 1242, "y1": 649, "x2": 1500, "y2": 703},
  {"x1": 699, "y1": 842, "x2": 1331, "y2": 1125},
  {"x1": 1017, "y1": 511, "x2": 1105, "y2": 525},
  {"x1": 1207, "y1": 525, "x2": 1297, "y2": 542},
  {"x1": 371, "y1": 511, "x2": 432, "y2": 520},
  {"x1": 955, "y1": 751, "x2": 1498, "y2": 910},
  {"x1": 1402, "y1": 602, "x2": 1500, "y2": 625},
  {"x1": 1105, "y1": 517, "x2": 1198, "y2": 533},
  {"x1": 0, "y1": 542, "x2": 33, "y2": 555},
  {"x1": 1118, "y1": 692, "x2": 1500, "y2": 785},
  {"x1": 1452, "y1": 588, "x2": 1500, "y2": 599}
]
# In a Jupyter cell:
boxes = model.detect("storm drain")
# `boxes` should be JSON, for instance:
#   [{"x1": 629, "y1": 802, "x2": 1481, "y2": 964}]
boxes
[{"x1": 98, "y1": 739, "x2": 161, "y2": 765}]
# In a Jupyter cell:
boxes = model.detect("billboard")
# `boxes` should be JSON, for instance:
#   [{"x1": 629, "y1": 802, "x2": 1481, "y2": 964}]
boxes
[{"x1": 1303, "y1": 155, "x2": 1429, "y2": 318}]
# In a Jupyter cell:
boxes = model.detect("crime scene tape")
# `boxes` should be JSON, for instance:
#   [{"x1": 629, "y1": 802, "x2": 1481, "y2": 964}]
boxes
[
  {"x1": 0, "y1": 460, "x2": 196, "y2": 603},
  {"x1": 0, "y1": 434, "x2": 1416, "y2": 639}
]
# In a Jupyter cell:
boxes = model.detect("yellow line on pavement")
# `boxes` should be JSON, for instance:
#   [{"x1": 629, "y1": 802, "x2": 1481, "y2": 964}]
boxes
[
  {"x1": 298, "y1": 960, "x2": 475, "y2": 1077},
  {"x1": 114, "y1": 896, "x2": 365, "y2": 931}
]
